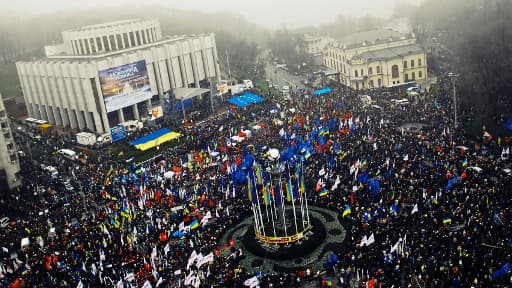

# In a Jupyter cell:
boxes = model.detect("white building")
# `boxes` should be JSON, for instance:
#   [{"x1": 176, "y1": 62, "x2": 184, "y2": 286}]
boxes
[
  {"x1": 0, "y1": 93, "x2": 20, "y2": 191},
  {"x1": 17, "y1": 19, "x2": 221, "y2": 134},
  {"x1": 302, "y1": 34, "x2": 333, "y2": 55}
]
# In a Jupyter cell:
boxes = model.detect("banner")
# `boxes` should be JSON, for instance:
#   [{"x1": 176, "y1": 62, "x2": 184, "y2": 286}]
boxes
[{"x1": 99, "y1": 60, "x2": 152, "y2": 112}]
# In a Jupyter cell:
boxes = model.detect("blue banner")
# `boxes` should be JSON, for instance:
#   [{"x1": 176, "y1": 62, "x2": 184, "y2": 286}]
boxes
[{"x1": 110, "y1": 125, "x2": 127, "y2": 142}]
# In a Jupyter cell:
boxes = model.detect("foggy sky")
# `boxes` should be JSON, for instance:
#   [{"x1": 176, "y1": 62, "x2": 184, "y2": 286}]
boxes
[{"x1": 2, "y1": 0, "x2": 423, "y2": 29}]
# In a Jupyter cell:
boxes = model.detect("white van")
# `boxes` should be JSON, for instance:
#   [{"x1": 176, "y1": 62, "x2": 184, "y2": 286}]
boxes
[{"x1": 58, "y1": 149, "x2": 78, "y2": 161}]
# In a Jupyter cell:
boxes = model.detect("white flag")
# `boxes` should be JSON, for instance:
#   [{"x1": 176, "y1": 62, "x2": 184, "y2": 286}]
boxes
[
  {"x1": 124, "y1": 272, "x2": 135, "y2": 282},
  {"x1": 360, "y1": 235, "x2": 368, "y2": 247},
  {"x1": 243, "y1": 276, "x2": 260, "y2": 287},
  {"x1": 77, "y1": 280, "x2": 84, "y2": 288},
  {"x1": 197, "y1": 252, "x2": 214, "y2": 269},
  {"x1": 366, "y1": 233, "x2": 375, "y2": 246},
  {"x1": 142, "y1": 280, "x2": 152, "y2": 288},
  {"x1": 187, "y1": 250, "x2": 198, "y2": 270},
  {"x1": 411, "y1": 204, "x2": 419, "y2": 215},
  {"x1": 116, "y1": 279, "x2": 124, "y2": 288}
]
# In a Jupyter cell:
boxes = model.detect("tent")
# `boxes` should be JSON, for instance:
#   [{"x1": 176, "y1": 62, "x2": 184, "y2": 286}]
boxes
[
  {"x1": 128, "y1": 128, "x2": 181, "y2": 151},
  {"x1": 227, "y1": 93, "x2": 264, "y2": 107},
  {"x1": 313, "y1": 87, "x2": 332, "y2": 96}
]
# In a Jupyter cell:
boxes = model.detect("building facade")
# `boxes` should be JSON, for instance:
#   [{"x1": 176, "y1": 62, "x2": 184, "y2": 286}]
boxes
[
  {"x1": 0, "y1": 94, "x2": 20, "y2": 191},
  {"x1": 302, "y1": 35, "x2": 333, "y2": 55},
  {"x1": 17, "y1": 19, "x2": 221, "y2": 134},
  {"x1": 323, "y1": 29, "x2": 427, "y2": 90}
]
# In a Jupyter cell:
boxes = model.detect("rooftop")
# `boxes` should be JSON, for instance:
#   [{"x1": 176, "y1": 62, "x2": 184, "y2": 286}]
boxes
[
  {"x1": 339, "y1": 29, "x2": 410, "y2": 48},
  {"x1": 352, "y1": 44, "x2": 424, "y2": 61},
  {"x1": 66, "y1": 19, "x2": 149, "y2": 32}
]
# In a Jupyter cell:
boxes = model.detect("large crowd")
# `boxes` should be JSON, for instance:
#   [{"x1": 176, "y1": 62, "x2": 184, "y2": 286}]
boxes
[{"x1": 1, "y1": 73, "x2": 511, "y2": 288}]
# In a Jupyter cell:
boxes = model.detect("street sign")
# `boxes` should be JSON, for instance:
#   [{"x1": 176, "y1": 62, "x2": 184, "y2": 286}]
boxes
[{"x1": 110, "y1": 125, "x2": 127, "y2": 142}]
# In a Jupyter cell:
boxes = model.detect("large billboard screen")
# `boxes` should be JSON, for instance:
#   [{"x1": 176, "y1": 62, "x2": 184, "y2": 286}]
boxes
[{"x1": 99, "y1": 60, "x2": 152, "y2": 113}]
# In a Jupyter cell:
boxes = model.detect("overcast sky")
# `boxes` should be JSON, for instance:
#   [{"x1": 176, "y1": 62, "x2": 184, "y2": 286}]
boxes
[{"x1": 2, "y1": 0, "x2": 423, "y2": 29}]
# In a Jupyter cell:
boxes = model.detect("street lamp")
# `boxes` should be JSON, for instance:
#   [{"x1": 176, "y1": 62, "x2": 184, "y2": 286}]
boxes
[
  {"x1": 209, "y1": 77, "x2": 215, "y2": 113},
  {"x1": 447, "y1": 72, "x2": 459, "y2": 129}
]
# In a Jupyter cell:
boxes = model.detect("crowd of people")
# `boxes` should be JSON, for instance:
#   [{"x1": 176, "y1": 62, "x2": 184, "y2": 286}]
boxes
[{"x1": 1, "y1": 73, "x2": 511, "y2": 288}]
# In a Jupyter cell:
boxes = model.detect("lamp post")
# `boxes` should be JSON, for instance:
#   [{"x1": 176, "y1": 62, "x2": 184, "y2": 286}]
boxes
[
  {"x1": 447, "y1": 72, "x2": 459, "y2": 129},
  {"x1": 209, "y1": 77, "x2": 215, "y2": 113}
]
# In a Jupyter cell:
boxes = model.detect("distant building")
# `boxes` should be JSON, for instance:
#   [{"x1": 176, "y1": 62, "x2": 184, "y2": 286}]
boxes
[
  {"x1": 324, "y1": 29, "x2": 427, "y2": 90},
  {"x1": 16, "y1": 19, "x2": 221, "y2": 134},
  {"x1": 302, "y1": 34, "x2": 333, "y2": 55},
  {"x1": 0, "y1": 93, "x2": 20, "y2": 192},
  {"x1": 301, "y1": 35, "x2": 334, "y2": 66}
]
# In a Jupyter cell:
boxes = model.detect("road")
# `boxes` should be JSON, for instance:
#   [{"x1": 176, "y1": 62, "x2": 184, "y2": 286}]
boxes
[{"x1": 264, "y1": 62, "x2": 306, "y2": 92}]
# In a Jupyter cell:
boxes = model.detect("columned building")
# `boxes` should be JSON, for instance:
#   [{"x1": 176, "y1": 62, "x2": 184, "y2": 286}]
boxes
[
  {"x1": 0, "y1": 93, "x2": 20, "y2": 192},
  {"x1": 323, "y1": 29, "x2": 427, "y2": 90},
  {"x1": 16, "y1": 19, "x2": 221, "y2": 134}
]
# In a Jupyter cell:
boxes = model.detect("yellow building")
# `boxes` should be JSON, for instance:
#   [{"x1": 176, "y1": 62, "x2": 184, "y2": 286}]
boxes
[{"x1": 324, "y1": 29, "x2": 427, "y2": 90}]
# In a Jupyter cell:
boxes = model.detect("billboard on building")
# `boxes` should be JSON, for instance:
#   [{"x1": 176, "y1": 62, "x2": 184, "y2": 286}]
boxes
[
  {"x1": 150, "y1": 106, "x2": 163, "y2": 120},
  {"x1": 99, "y1": 60, "x2": 152, "y2": 113}
]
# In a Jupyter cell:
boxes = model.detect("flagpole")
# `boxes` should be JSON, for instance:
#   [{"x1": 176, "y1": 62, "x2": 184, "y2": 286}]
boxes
[
  {"x1": 278, "y1": 176, "x2": 288, "y2": 237},
  {"x1": 253, "y1": 174, "x2": 266, "y2": 237},
  {"x1": 289, "y1": 164, "x2": 299, "y2": 234},
  {"x1": 267, "y1": 184, "x2": 277, "y2": 238},
  {"x1": 298, "y1": 169, "x2": 306, "y2": 230},
  {"x1": 302, "y1": 162, "x2": 311, "y2": 227}
]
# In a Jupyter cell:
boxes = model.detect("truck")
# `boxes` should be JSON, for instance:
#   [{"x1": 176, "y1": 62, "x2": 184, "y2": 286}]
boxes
[
  {"x1": 242, "y1": 80, "x2": 254, "y2": 89},
  {"x1": 96, "y1": 133, "x2": 112, "y2": 145},
  {"x1": 76, "y1": 132, "x2": 97, "y2": 146},
  {"x1": 218, "y1": 79, "x2": 253, "y2": 95},
  {"x1": 120, "y1": 120, "x2": 143, "y2": 133}
]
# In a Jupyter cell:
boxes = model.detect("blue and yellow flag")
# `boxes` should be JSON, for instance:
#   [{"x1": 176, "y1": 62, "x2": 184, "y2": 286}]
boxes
[
  {"x1": 263, "y1": 185, "x2": 271, "y2": 205},
  {"x1": 286, "y1": 178, "x2": 293, "y2": 202},
  {"x1": 190, "y1": 219, "x2": 199, "y2": 230},
  {"x1": 342, "y1": 205, "x2": 351, "y2": 217},
  {"x1": 442, "y1": 216, "x2": 452, "y2": 224},
  {"x1": 247, "y1": 176, "x2": 253, "y2": 203},
  {"x1": 255, "y1": 163, "x2": 263, "y2": 185}
]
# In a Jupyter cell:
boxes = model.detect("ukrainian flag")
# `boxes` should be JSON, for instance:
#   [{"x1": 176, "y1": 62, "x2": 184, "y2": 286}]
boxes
[
  {"x1": 442, "y1": 216, "x2": 452, "y2": 224},
  {"x1": 128, "y1": 128, "x2": 181, "y2": 151},
  {"x1": 247, "y1": 176, "x2": 253, "y2": 203},
  {"x1": 300, "y1": 169, "x2": 306, "y2": 194},
  {"x1": 255, "y1": 163, "x2": 263, "y2": 185},
  {"x1": 319, "y1": 188, "x2": 328, "y2": 197},
  {"x1": 263, "y1": 185, "x2": 271, "y2": 205},
  {"x1": 286, "y1": 179, "x2": 293, "y2": 202},
  {"x1": 342, "y1": 205, "x2": 351, "y2": 217},
  {"x1": 190, "y1": 219, "x2": 199, "y2": 230}
]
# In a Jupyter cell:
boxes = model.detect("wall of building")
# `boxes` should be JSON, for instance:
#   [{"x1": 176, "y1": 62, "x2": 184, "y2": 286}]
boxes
[
  {"x1": 324, "y1": 35, "x2": 427, "y2": 90},
  {"x1": 17, "y1": 33, "x2": 220, "y2": 134},
  {"x1": 0, "y1": 94, "x2": 20, "y2": 191}
]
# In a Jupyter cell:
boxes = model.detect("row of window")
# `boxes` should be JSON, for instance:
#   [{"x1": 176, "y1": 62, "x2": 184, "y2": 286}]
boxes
[
  {"x1": 405, "y1": 71, "x2": 423, "y2": 81},
  {"x1": 71, "y1": 27, "x2": 158, "y2": 55},
  {"x1": 354, "y1": 66, "x2": 382, "y2": 78},
  {"x1": 404, "y1": 58, "x2": 422, "y2": 68}
]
